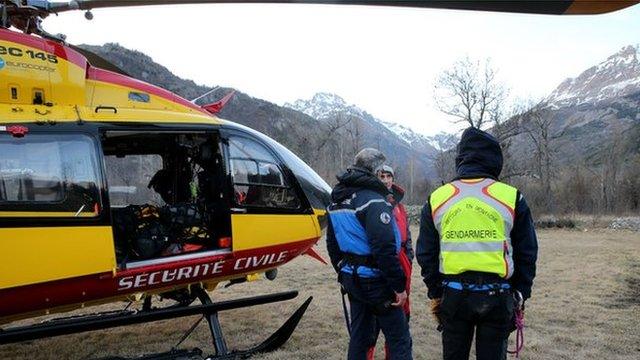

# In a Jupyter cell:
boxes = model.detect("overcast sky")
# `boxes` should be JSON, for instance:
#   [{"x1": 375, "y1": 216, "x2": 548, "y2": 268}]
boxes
[{"x1": 45, "y1": 3, "x2": 640, "y2": 136}]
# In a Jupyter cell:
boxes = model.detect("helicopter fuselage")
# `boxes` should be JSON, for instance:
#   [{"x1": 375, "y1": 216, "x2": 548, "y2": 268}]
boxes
[{"x1": 0, "y1": 27, "x2": 330, "y2": 324}]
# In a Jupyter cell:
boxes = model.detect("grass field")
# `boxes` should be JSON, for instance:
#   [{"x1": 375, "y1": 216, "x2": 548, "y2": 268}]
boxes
[{"x1": 1, "y1": 228, "x2": 639, "y2": 360}]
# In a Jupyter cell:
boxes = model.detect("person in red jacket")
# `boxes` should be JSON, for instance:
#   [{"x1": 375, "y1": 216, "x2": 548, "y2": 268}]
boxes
[{"x1": 368, "y1": 164, "x2": 414, "y2": 360}]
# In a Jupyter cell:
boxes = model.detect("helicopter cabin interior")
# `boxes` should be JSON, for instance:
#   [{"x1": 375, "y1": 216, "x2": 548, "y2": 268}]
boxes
[
  {"x1": 101, "y1": 130, "x2": 303, "y2": 268},
  {"x1": 102, "y1": 131, "x2": 231, "y2": 267},
  {"x1": 0, "y1": 127, "x2": 307, "y2": 275}
]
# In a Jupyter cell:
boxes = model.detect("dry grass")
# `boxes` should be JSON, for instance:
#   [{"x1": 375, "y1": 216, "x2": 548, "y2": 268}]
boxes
[{"x1": 1, "y1": 228, "x2": 639, "y2": 359}]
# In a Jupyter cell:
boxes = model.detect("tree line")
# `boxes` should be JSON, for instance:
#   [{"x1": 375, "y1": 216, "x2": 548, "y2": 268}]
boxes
[
  {"x1": 225, "y1": 57, "x2": 638, "y2": 216},
  {"x1": 430, "y1": 57, "x2": 640, "y2": 216}
]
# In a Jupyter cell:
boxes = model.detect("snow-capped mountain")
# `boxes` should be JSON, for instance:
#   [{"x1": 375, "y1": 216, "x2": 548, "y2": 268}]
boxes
[
  {"x1": 380, "y1": 124, "x2": 458, "y2": 153},
  {"x1": 380, "y1": 120, "x2": 445, "y2": 155},
  {"x1": 285, "y1": 92, "x2": 365, "y2": 120},
  {"x1": 285, "y1": 92, "x2": 438, "y2": 181},
  {"x1": 381, "y1": 120, "x2": 425, "y2": 145},
  {"x1": 505, "y1": 44, "x2": 640, "y2": 167},
  {"x1": 286, "y1": 92, "x2": 437, "y2": 154},
  {"x1": 546, "y1": 45, "x2": 640, "y2": 108}
]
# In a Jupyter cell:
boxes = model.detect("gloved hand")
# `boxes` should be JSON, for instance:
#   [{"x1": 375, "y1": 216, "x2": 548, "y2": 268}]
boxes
[
  {"x1": 513, "y1": 290, "x2": 524, "y2": 310},
  {"x1": 430, "y1": 298, "x2": 443, "y2": 331}
]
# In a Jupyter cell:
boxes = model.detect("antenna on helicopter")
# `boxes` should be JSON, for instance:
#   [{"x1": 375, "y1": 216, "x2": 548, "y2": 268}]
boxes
[
  {"x1": 190, "y1": 86, "x2": 219, "y2": 104},
  {"x1": 191, "y1": 87, "x2": 236, "y2": 114},
  {"x1": 202, "y1": 90, "x2": 236, "y2": 114}
]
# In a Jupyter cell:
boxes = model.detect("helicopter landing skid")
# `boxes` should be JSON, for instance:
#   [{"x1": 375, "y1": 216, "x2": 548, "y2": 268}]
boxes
[
  {"x1": 0, "y1": 289, "x2": 313, "y2": 360},
  {"x1": 194, "y1": 287, "x2": 313, "y2": 360}
]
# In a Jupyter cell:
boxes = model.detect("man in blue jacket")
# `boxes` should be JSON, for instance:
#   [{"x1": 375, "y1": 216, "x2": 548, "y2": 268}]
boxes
[
  {"x1": 326, "y1": 148, "x2": 412, "y2": 360},
  {"x1": 417, "y1": 127, "x2": 538, "y2": 360}
]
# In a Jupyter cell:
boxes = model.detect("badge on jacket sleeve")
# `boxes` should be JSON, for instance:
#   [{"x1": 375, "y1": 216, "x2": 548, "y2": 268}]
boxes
[{"x1": 380, "y1": 212, "x2": 391, "y2": 224}]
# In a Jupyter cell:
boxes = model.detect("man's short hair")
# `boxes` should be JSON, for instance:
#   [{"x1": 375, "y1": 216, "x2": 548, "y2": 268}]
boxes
[{"x1": 354, "y1": 148, "x2": 386, "y2": 173}]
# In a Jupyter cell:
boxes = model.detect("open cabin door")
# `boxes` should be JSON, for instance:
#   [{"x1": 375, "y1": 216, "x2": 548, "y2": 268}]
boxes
[
  {"x1": 101, "y1": 130, "x2": 232, "y2": 269},
  {"x1": 223, "y1": 134, "x2": 321, "y2": 269}
]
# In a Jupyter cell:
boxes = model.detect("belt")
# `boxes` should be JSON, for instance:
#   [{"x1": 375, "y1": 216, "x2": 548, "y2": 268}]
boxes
[
  {"x1": 445, "y1": 281, "x2": 510, "y2": 291},
  {"x1": 340, "y1": 253, "x2": 378, "y2": 268}
]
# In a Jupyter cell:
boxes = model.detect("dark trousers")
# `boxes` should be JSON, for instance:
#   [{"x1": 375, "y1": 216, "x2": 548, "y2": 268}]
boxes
[
  {"x1": 340, "y1": 273, "x2": 412, "y2": 360},
  {"x1": 440, "y1": 287, "x2": 514, "y2": 360},
  {"x1": 369, "y1": 312, "x2": 410, "y2": 360}
]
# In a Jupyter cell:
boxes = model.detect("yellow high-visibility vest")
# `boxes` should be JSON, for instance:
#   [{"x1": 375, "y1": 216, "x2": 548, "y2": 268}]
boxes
[{"x1": 429, "y1": 178, "x2": 518, "y2": 278}]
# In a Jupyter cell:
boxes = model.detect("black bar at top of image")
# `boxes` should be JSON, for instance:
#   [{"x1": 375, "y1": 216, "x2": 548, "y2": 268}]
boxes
[{"x1": 57, "y1": 1, "x2": 576, "y2": 15}]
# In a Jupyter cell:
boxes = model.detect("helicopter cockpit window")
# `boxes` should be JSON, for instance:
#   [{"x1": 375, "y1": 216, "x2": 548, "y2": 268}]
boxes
[
  {"x1": 0, "y1": 133, "x2": 101, "y2": 217},
  {"x1": 228, "y1": 137, "x2": 300, "y2": 209}
]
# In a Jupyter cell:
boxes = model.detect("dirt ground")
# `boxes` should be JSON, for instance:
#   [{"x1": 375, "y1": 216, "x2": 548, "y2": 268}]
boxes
[{"x1": 1, "y1": 228, "x2": 639, "y2": 360}]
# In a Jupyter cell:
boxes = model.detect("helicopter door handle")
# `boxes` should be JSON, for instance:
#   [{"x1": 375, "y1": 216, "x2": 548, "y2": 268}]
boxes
[
  {"x1": 230, "y1": 208, "x2": 247, "y2": 213},
  {"x1": 95, "y1": 106, "x2": 118, "y2": 113}
]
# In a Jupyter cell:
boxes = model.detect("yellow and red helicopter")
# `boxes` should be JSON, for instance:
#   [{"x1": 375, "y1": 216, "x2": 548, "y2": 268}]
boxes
[
  {"x1": 0, "y1": 1, "x2": 337, "y2": 357},
  {"x1": 0, "y1": 0, "x2": 637, "y2": 359}
]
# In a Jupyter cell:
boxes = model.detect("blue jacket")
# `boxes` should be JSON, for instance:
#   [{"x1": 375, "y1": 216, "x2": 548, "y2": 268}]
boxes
[
  {"x1": 416, "y1": 127, "x2": 538, "y2": 300},
  {"x1": 326, "y1": 167, "x2": 406, "y2": 293}
]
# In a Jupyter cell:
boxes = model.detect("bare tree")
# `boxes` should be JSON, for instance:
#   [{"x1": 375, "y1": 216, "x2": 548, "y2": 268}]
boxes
[
  {"x1": 313, "y1": 114, "x2": 353, "y2": 174},
  {"x1": 620, "y1": 154, "x2": 640, "y2": 212},
  {"x1": 318, "y1": 114, "x2": 352, "y2": 151},
  {"x1": 429, "y1": 132, "x2": 458, "y2": 184},
  {"x1": 522, "y1": 105, "x2": 562, "y2": 213},
  {"x1": 601, "y1": 125, "x2": 627, "y2": 212},
  {"x1": 493, "y1": 100, "x2": 536, "y2": 180},
  {"x1": 408, "y1": 154, "x2": 415, "y2": 202},
  {"x1": 433, "y1": 56, "x2": 526, "y2": 181},
  {"x1": 434, "y1": 57, "x2": 507, "y2": 130},
  {"x1": 345, "y1": 116, "x2": 363, "y2": 157}
]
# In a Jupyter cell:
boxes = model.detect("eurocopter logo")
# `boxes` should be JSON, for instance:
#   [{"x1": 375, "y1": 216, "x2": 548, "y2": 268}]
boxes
[
  {"x1": 4, "y1": 60, "x2": 55, "y2": 73},
  {"x1": 0, "y1": 57, "x2": 5, "y2": 70}
]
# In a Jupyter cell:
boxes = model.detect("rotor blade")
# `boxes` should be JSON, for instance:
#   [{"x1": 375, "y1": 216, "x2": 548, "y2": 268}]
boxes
[{"x1": 47, "y1": 1, "x2": 640, "y2": 15}]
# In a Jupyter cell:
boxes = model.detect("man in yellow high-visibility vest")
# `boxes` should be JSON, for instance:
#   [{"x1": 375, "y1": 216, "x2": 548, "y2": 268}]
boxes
[{"x1": 417, "y1": 127, "x2": 538, "y2": 360}]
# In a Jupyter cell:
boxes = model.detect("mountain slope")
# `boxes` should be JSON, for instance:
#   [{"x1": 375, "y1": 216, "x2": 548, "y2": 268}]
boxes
[
  {"x1": 81, "y1": 43, "x2": 211, "y2": 101},
  {"x1": 538, "y1": 44, "x2": 640, "y2": 165},
  {"x1": 287, "y1": 92, "x2": 436, "y2": 153},
  {"x1": 285, "y1": 93, "x2": 437, "y2": 200},
  {"x1": 546, "y1": 45, "x2": 640, "y2": 109},
  {"x1": 286, "y1": 92, "x2": 437, "y2": 155}
]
